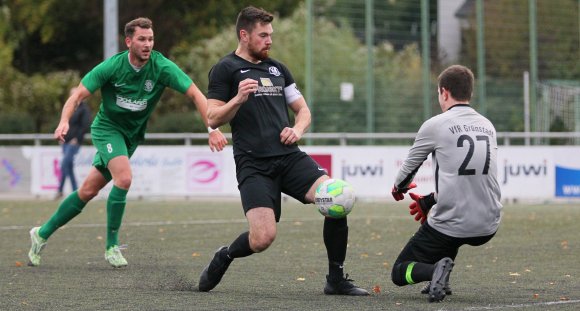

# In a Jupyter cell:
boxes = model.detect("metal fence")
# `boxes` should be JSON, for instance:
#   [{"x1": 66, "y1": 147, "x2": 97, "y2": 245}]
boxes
[
  {"x1": 302, "y1": 0, "x2": 579, "y2": 142},
  {"x1": 2, "y1": 132, "x2": 579, "y2": 147}
]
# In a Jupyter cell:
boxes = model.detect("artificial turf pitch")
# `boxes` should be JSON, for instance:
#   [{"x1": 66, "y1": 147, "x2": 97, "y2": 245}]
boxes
[{"x1": 1, "y1": 199, "x2": 578, "y2": 310}]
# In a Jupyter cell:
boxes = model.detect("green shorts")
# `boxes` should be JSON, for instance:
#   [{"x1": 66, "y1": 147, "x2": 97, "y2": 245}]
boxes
[{"x1": 90, "y1": 127, "x2": 138, "y2": 181}]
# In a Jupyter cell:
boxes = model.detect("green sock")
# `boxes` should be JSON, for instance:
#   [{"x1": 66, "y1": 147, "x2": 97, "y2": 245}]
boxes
[
  {"x1": 39, "y1": 191, "x2": 86, "y2": 240},
  {"x1": 106, "y1": 185, "x2": 128, "y2": 250}
]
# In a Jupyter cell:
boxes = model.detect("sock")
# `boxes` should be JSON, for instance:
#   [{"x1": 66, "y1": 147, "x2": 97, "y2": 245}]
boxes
[
  {"x1": 39, "y1": 191, "x2": 86, "y2": 239},
  {"x1": 323, "y1": 217, "x2": 348, "y2": 280},
  {"x1": 106, "y1": 185, "x2": 128, "y2": 250},
  {"x1": 227, "y1": 231, "x2": 254, "y2": 259},
  {"x1": 406, "y1": 262, "x2": 433, "y2": 285}
]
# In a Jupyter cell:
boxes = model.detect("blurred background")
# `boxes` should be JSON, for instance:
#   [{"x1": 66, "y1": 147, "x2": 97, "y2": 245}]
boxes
[{"x1": 0, "y1": 0, "x2": 578, "y2": 145}]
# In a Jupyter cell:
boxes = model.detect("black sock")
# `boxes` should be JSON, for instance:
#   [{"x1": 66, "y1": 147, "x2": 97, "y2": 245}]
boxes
[
  {"x1": 411, "y1": 262, "x2": 434, "y2": 283},
  {"x1": 323, "y1": 217, "x2": 348, "y2": 279},
  {"x1": 227, "y1": 231, "x2": 254, "y2": 259}
]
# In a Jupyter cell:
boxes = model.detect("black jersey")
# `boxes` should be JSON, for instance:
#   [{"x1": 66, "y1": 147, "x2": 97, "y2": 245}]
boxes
[{"x1": 208, "y1": 52, "x2": 300, "y2": 158}]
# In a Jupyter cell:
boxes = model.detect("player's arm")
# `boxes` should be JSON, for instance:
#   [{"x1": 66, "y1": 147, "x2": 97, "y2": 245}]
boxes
[
  {"x1": 54, "y1": 83, "x2": 91, "y2": 143},
  {"x1": 184, "y1": 83, "x2": 227, "y2": 152},
  {"x1": 392, "y1": 119, "x2": 437, "y2": 200},
  {"x1": 281, "y1": 97, "x2": 311, "y2": 145},
  {"x1": 207, "y1": 78, "x2": 258, "y2": 129}
]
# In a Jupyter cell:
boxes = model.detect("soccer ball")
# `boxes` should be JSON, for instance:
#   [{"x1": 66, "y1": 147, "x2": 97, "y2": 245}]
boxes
[{"x1": 314, "y1": 179, "x2": 355, "y2": 218}]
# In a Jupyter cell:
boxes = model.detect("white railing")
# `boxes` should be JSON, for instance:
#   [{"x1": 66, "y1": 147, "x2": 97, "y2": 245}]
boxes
[{"x1": 0, "y1": 132, "x2": 579, "y2": 146}]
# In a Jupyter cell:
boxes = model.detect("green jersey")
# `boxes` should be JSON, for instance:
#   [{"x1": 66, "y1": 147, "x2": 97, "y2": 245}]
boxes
[{"x1": 82, "y1": 50, "x2": 192, "y2": 142}]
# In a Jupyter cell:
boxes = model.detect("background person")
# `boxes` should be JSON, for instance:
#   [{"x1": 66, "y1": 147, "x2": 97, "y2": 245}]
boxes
[{"x1": 55, "y1": 87, "x2": 91, "y2": 200}]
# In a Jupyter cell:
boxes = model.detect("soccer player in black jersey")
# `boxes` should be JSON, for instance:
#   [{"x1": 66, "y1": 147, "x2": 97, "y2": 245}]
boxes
[{"x1": 197, "y1": 6, "x2": 368, "y2": 296}]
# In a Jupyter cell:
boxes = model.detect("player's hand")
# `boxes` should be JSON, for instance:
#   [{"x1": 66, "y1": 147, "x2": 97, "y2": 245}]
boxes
[
  {"x1": 208, "y1": 129, "x2": 228, "y2": 152},
  {"x1": 54, "y1": 122, "x2": 70, "y2": 143},
  {"x1": 235, "y1": 79, "x2": 259, "y2": 104},
  {"x1": 280, "y1": 127, "x2": 302, "y2": 145},
  {"x1": 408, "y1": 192, "x2": 436, "y2": 224},
  {"x1": 391, "y1": 182, "x2": 417, "y2": 201}
]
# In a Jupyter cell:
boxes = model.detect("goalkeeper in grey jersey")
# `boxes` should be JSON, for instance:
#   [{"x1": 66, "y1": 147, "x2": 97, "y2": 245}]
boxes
[{"x1": 390, "y1": 65, "x2": 502, "y2": 303}]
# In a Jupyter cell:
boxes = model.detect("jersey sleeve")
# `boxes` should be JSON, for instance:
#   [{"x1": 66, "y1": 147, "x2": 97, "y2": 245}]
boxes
[
  {"x1": 159, "y1": 57, "x2": 193, "y2": 94},
  {"x1": 207, "y1": 61, "x2": 232, "y2": 102},
  {"x1": 277, "y1": 62, "x2": 303, "y2": 104},
  {"x1": 278, "y1": 62, "x2": 295, "y2": 87},
  {"x1": 394, "y1": 117, "x2": 439, "y2": 188},
  {"x1": 81, "y1": 60, "x2": 115, "y2": 94}
]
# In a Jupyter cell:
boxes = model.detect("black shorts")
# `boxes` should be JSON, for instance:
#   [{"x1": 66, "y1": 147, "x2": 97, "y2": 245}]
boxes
[
  {"x1": 234, "y1": 151, "x2": 327, "y2": 222},
  {"x1": 394, "y1": 223, "x2": 496, "y2": 265}
]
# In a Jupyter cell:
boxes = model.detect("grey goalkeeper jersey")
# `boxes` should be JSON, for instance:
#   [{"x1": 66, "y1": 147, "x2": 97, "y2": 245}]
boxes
[{"x1": 395, "y1": 104, "x2": 502, "y2": 238}]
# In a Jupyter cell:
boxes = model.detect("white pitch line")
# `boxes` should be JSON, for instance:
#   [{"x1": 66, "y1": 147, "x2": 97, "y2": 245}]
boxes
[
  {"x1": 0, "y1": 215, "x2": 402, "y2": 231},
  {"x1": 463, "y1": 299, "x2": 580, "y2": 310}
]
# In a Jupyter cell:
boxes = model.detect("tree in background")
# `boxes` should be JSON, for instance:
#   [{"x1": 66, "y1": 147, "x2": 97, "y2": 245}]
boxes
[
  {"x1": 171, "y1": 3, "x2": 423, "y2": 135},
  {"x1": 461, "y1": 0, "x2": 579, "y2": 80},
  {"x1": 0, "y1": 0, "x2": 300, "y2": 134}
]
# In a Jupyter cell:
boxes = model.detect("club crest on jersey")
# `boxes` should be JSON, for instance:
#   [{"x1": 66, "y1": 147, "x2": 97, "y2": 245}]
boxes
[
  {"x1": 268, "y1": 66, "x2": 281, "y2": 77},
  {"x1": 260, "y1": 78, "x2": 273, "y2": 87},
  {"x1": 144, "y1": 80, "x2": 154, "y2": 92}
]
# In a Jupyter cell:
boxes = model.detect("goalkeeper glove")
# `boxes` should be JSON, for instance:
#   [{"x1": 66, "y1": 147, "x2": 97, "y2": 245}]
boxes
[
  {"x1": 408, "y1": 192, "x2": 436, "y2": 224},
  {"x1": 391, "y1": 182, "x2": 417, "y2": 201}
]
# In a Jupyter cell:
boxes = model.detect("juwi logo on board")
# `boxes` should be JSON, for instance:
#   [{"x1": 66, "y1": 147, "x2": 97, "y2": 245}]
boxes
[
  {"x1": 502, "y1": 159, "x2": 547, "y2": 185},
  {"x1": 341, "y1": 161, "x2": 383, "y2": 179}
]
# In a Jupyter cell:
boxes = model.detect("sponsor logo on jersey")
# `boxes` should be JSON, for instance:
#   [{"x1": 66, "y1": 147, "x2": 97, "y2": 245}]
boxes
[
  {"x1": 144, "y1": 80, "x2": 154, "y2": 92},
  {"x1": 256, "y1": 77, "x2": 283, "y2": 97},
  {"x1": 260, "y1": 78, "x2": 273, "y2": 86},
  {"x1": 116, "y1": 95, "x2": 148, "y2": 111},
  {"x1": 241, "y1": 69, "x2": 250, "y2": 73},
  {"x1": 268, "y1": 66, "x2": 281, "y2": 76}
]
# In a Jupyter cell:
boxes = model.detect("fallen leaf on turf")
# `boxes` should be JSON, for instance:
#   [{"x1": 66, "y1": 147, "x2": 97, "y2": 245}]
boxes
[
  {"x1": 296, "y1": 277, "x2": 305, "y2": 281},
  {"x1": 533, "y1": 294, "x2": 539, "y2": 298},
  {"x1": 560, "y1": 241, "x2": 568, "y2": 250},
  {"x1": 395, "y1": 302, "x2": 402, "y2": 306},
  {"x1": 373, "y1": 285, "x2": 381, "y2": 293},
  {"x1": 15, "y1": 261, "x2": 23, "y2": 267},
  {"x1": 509, "y1": 272, "x2": 520, "y2": 276},
  {"x1": 191, "y1": 252, "x2": 200, "y2": 257},
  {"x1": 525, "y1": 269, "x2": 531, "y2": 272},
  {"x1": 158, "y1": 228, "x2": 165, "y2": 233},
  {"x1": 383, "y1": 261, "x2": 389, "y2": 268},
  {"x1": 293, "y1": 221, "x2": 303, "y2": 226},
  {"x1": 97, "y1": 236, "x2": 103, "y2": 240},
  {"x1": 560, "y1": 297, "x2": 569, "y2": 301}
]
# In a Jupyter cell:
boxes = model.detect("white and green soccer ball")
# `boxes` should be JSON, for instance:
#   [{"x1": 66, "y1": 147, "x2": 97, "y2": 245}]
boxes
[{"x1": 315, "y1": 178, "x2": 355, "y2": 218}]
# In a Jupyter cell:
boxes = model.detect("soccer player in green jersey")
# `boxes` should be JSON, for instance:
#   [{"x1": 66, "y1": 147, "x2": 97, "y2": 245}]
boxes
[{"x1": 28, "y1": 17, "x2": 228, "y2": 268}]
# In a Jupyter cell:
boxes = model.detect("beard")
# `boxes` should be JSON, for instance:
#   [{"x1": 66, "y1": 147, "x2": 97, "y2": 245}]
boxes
[
  {"x1": 130, "y1": 47, "x2": 151, "y2": 63},
  {"x1": 248, "y1": 43, "x2": 269, "y2": 61}
]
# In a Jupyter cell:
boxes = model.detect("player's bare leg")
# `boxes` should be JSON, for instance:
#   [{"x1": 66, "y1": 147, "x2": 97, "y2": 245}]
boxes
[{"x1": 198, "y1": 208, "x2": 275, "y2": 292}]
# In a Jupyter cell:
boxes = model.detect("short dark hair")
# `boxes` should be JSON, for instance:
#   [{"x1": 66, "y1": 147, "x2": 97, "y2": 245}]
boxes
[
  {"x1": 124, "y1": 17, "x2": 153, "y2": 38},
  {"x1": 437, "y1": 65, "x2": 474, "y2": 102},
  {"x1": 236, "y1": 6, "x2": 274, "y2": 40}
]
